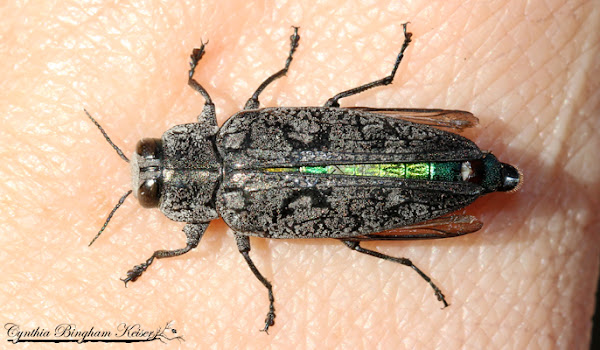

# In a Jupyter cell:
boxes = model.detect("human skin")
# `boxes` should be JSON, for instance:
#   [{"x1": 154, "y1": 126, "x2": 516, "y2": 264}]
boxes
[{"x1": 1, "y1": 0, "x2": 599, "y2": 349}]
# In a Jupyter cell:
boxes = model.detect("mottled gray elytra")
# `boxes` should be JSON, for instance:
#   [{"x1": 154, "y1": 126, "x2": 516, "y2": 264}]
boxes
[{"x1": 86, "y1": 23, "x2": 521, "y2": 333}]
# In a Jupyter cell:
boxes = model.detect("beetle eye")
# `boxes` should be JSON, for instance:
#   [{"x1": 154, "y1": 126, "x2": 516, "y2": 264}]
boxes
[
  {"x1": 136, "y1": 138, "x2": 161, "y2": 159},
  {"x1": 138, "y1": 179, "x2": 160, "y2": 208}
]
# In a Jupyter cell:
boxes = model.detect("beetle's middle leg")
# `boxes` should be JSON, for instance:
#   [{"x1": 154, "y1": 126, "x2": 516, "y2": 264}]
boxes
[
  {"x1": 244, "y1": 27, "x2": 300, "y2": 110},
  {"x1": 341, "y1": 240, "x2": 449, "y2": 308},
  {"x1": 324, "y1": 23, "x2": 412, "y2": 107},
  {"x1": 121, "y1": 223, "x2": 207, "y2": 285},
  {"x1": 235, "y1": 234, "x2": 276, "y2": 333}
]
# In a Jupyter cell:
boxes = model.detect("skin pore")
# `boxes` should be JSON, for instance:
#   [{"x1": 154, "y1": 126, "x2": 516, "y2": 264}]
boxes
[{"x1": 1, "y1": 1, "x2": 599, "y2": 348}]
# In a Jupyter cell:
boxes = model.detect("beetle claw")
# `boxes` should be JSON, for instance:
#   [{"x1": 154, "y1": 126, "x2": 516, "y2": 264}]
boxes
[
  {"x1": 260, "y1": 312, "x2": 276, "y2": 334},
  {"x1": 120, "y1": 257, "x2": 155, "y2": 286}
]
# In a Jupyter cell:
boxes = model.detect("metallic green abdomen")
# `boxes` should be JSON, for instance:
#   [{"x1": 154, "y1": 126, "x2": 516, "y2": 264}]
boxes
[{"x1": 265, "y1": 162, "x2": 465, "y2": 182}]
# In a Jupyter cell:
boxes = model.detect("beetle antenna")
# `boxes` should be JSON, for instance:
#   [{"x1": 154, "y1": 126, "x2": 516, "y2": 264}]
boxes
[
  {"x1": 89, "y1": 190, "x2": 133, "y2": 246},
  {"x1": 84, "y1": 109, "x2": 130, "y2": 163}
]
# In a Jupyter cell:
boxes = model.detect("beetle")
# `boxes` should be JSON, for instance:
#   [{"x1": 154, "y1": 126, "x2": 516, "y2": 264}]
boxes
[{"x1": 86, "y1": 23, "x2": 521, "y2": 332}]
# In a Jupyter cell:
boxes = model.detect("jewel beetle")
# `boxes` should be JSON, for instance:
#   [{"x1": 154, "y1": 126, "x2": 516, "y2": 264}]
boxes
[{"x1": 86, "y1": 23, "x2": 521, "y2": 333}]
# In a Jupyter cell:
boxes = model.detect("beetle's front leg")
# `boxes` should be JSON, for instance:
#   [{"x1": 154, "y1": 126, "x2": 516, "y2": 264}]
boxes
[
  {"x1": 188, "y1": 42, "x2": 218, "y2": 128},
  {"x1": 235, "y1": 234, "x2": 276, "y2": 333},
  {"x1": 121, "y1": 223, "x2": 207, "y2": 285}
]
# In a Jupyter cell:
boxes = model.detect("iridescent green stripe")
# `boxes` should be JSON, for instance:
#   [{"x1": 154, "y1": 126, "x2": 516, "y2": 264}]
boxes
[{"x1": 264, "y1": 162, "x2": 464, "y2": 181}]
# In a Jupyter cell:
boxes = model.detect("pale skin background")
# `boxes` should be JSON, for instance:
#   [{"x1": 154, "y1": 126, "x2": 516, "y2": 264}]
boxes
[{"x1": 1, "y1": 0, "x2": 599, "y2": 349}]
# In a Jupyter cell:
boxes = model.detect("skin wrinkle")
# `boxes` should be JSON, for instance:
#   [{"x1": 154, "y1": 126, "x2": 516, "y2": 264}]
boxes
[{"x1": 1, "y1": 0, "x2": 599, "y2": 349}]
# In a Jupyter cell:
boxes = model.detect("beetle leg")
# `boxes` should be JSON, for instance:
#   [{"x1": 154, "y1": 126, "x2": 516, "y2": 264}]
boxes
[
  {"x1": 244, "y1": 27, "x2": 300, "y2": 110},
  {"x1": 188, "y1": 42, "x2": 218, "y2": 127},
  {"x1": 121, "y1": 223, "x2": 207, "y2": 285},
  {"x1": 341, "y1": 240, "x2": 449, "y2": 308},
  {"x1": 235, "y1": 234, "x2": 276, "y2": 333},
  {"x1": 324, "y1": 23, "x2": 412, "y2": 107}
]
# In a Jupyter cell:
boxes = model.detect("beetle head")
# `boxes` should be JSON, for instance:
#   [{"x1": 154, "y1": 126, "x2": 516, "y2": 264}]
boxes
[{"x1": 131, "y1": 138, "x2": 163, "y2": 208}]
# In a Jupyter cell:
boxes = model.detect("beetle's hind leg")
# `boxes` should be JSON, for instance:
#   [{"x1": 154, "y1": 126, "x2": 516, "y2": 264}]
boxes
[
  {"x1": 121, "y1": 223, "x2": 207, "y2": 285},
  {"x1": 341, "y1": 240, "x2": 449, "y2": 308},
  {"x1": 244, "y1": 27, "x2": 300, "y2": 110},
  {"x1": 235, "y1": 234, "x2": 276, "y2": 333},
  {"x1": 324, "y1": 23, "x2": 412, "y2": 108}
]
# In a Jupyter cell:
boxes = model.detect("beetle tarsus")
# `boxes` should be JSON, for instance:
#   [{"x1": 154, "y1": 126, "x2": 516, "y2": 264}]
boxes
[
  {"x1": 261, "y1": 307, "x2": 276, "y2": 334},
  {"x1": 189, "y1": 41, "x2": 208, "y2": 78},
  {"x1": 121, "y1": 256, "x2": 154, "y2": 286}
]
